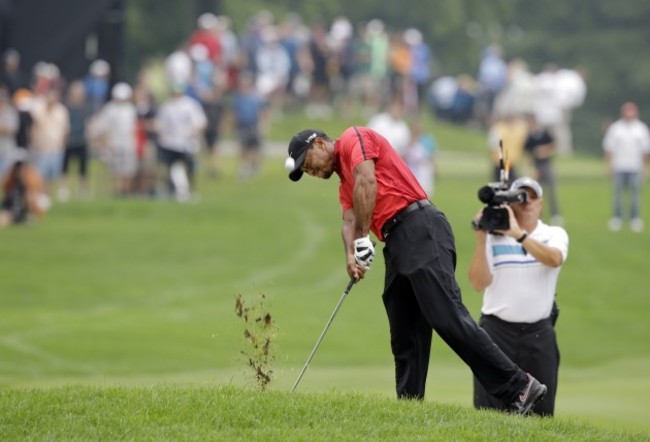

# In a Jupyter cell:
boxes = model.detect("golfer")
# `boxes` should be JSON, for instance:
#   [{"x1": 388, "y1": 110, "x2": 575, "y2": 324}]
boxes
[{"x1": 285, "y1": 126, "x2": 546, "y2": 414}]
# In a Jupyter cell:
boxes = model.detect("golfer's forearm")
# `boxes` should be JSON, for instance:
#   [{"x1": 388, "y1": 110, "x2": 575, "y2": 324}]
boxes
[
  {"x1": 341, "y1": 210, "x2": 355, "y2": 254},
  {"x1": 353, "y1": 187, "x2": 374, "y2": 237},
  {"x1": 352, "y1": 164, "x2": 376, "y2": 238}
]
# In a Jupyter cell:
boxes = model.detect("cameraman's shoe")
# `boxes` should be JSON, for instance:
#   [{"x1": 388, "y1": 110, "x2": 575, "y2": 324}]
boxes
[{"x1": 509, "y1": 373, "x2": 547, "y2": 416}]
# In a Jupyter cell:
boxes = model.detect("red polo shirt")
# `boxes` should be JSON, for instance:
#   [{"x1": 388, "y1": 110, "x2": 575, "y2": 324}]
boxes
[{"x1": 334, "y1": 126, "x2": 427, "y2": 241}]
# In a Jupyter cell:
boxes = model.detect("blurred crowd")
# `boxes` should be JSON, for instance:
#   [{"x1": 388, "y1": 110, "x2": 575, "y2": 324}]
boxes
[
  {"x1": 3, "y1": 9, "x2": 646, "y2": 232},
  {"x1": 0, "y1": 10, "x2": 441, "y2": 224}
]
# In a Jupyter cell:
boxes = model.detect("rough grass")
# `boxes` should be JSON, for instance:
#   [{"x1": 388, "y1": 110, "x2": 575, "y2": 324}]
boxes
[{"x1": 1, "y1": 386, "x2": 646, "y2": 441}]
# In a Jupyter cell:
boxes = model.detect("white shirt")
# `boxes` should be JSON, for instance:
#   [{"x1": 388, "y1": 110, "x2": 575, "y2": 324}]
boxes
[
  {"x1": 255, "y1": 44, "x2": 291, "y2": 97},
  {"x1": 533, "y1": 71, "x2": 563, "y2": 126},
  {"x1": 92, "y1": 101, "x2": 136, "y2": 152},
  {"x1": 482, "y1": 221, "x2": 569, "y2": 323},
  {"x1": 555, "y1": 68, "x2": 586, "y2": 110},
  {"x1": 367, "y1": 113, "x2": 411, "y2": 156},
  {"x1": 156, "y1": 96, "x2": 207, "y2": 153},
  {"x1": 603, "y1": 119, "x2": 650, "y2": 172},
  {"x1": 165, "y1": 50, "x2": 192, "y2": 87}
]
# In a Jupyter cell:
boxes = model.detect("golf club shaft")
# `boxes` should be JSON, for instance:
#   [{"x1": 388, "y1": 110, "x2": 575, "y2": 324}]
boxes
[{"x1": 291, "y1": 278, "x2": 356, "y2": 392}]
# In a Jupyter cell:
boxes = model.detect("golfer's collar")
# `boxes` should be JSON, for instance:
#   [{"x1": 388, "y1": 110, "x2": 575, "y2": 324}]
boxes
[{"x1": 333, "y1": 140, "x2": 341, "y2": 172}]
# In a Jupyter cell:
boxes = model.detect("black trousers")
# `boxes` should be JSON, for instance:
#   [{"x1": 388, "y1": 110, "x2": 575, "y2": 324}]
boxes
[
  {"x1": 473, "y1": 314, "x2": 559, "y2": 416},
  {"x1": 381, "y1": 204, "x2": 528, "y2": 402},
  {"x1": 157, "y1": 147, "x2": 196, "y2": 190}
]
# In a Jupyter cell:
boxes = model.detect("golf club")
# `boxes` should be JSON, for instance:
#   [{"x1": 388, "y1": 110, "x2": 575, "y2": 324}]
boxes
[{"x1": 291, "y1": 277, "x2": 356, "y2": 392}]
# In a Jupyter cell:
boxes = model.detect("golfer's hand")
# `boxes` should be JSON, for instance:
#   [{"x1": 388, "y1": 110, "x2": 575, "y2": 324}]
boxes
[
  {"x1": 353, "y1": 236, "x2": 375, "y2": 270},
  {"x1": 347, "y1": 255, "x2": 367, "y2": 281}
]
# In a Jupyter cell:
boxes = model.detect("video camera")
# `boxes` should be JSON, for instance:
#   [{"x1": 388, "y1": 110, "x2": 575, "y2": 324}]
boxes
[{"x1": 471, "y1": 141, "x2": 528, "y2": 231}]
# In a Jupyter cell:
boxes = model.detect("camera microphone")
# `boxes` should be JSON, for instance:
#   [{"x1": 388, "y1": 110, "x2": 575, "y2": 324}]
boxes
[{"x1": 478, "y1": 186, "x2": 495, "y2": 204}]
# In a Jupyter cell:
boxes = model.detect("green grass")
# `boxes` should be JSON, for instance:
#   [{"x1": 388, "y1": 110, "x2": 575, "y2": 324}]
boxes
[
  {"x1": 1, "y1": 386, "x2": 646, "y2": 441},
  {"x1": 1, "y1": 117, "x2": 649, "y2": 438}
]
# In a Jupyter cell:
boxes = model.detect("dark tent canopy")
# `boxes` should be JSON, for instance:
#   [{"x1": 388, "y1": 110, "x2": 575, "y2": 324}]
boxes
[{"x1": 1, "y1": 0, "x2": 124, "y2": 83}]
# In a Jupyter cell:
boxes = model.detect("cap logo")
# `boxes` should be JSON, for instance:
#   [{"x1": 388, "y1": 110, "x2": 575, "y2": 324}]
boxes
[{"x1": 305, "y1": 133, "x2": 318, "y2": 144}]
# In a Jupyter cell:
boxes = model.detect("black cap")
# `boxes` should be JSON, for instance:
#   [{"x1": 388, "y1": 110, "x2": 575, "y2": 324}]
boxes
[{"x1": 286, "y1": 129, "x2": 326, "y2": 181}]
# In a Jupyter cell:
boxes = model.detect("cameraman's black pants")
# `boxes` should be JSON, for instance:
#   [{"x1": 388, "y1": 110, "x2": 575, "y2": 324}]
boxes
[
  {"x1": 381, "y1": 204, "x2": 528, "y2": 402},
  {"x1": 473, "y1": 314, "x2": 559, "y2": 416}
]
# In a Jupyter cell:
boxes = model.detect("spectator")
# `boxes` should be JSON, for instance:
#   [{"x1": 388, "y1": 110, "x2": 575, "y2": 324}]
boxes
[
  {"x1": 133, "y1": 75, "x2": 158, "y2": 194},
  {"x1": 1, "y1": 49, "x2": 26, "y2": 95},
  {"x1": 533, "y1": 64, "x2": 564, "y2": 154},
  {"x1": 83, "y1": 59, "x2": 111, "y2": 114},
  {"x1": 554, "y1": 66, "x2": 587, "y2": 155},
  {"x1": 279, "y1": 13, "x2": 309, "y2": 110},
  {"x1": 468, "y1": 177, "x2": 568, "y2": 416},
  {"x1": 403, "y1": 28, "x2": 432, "y2": 115},
  {"x1": 602, "y1": 102, "x2": 650, "y2": 232},
  {"x1": 477, "y1": 44, "x2": 508, "y2": 125},
  {"x1": 449, "y1": 74, "x2": 477, "y2": 125},
  {"x1": 238, "y1": 12, "x2": 268, "y2": 77},
  {"x1": 216, "y1": 15, "x2": 240, "y2": 88},
  {"x1": 494, "y1": 58, "x2": 536, "y2": 118},
  {"x1": 165, "y1": 46, "x2": 193, "y2": 90},
  {"x1": 387, "y1": 31, "x2": 411, "y2": 106},
  {"x1": 255, "y1": 26, "x2": 291, "y2": 115},
  {"x1": 12, "y1": 88, "x2": 32, "y2": 150},
  {"x1": 404, "y1": 121, "x2": 437, "y2": 197},
  {"x1": 428, "y1": 74, "x2": 458, "y2": 121},
  {"x1": 524, "y1": 113, "x2": 562, "y2": 225},
  {"x1": 0, "y1": 149, "x2": 48, "y2": 228},
  {"x1": 31, "y1": 62, "x2": 61, "y2": 96},
  {"x1": 351, "y1": 19, "x2": 389, "y2": 117},
  {"x1": 367, "y1": 99, "x2": 411, "y2": 157},
  {"x1": 305, "y1": 23, "x2": 333, "y2": 119},
  {"x1": 187, "y1": 43, "x2": 225, "y2": 179},
  {"x1": 60, "y1": 80, "x2": 92, "y2": 200},
  {"x1": 230, "y1": 72, "x2": 268, "y2": 180},
  {"x1": 0, "y1": 85, "x2": 18, "y2": 175},
  {"x1": 29, "y1": 87, "x2": 70, "y2": 198},
  {"x1": 327, "y1": 15, "x2": 355, "y2": 110},
  {"x1": 90, "y1": 83, "x2": 138, "y2": 196},
  {"x1": 155, "y1": 83, "x2": 207, "y2": 201},
  {"x1": 487, "y1": 113, "x2": 528, "y2": 182},
  {"x1": 188, "y1": 13, "x2": 222, "y2": 63}
]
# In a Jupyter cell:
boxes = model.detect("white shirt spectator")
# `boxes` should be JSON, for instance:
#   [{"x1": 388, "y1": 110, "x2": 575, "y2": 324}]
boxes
[
  {"x1": 368, "y1": 104, "x2": 411, "y2": 156},
  {"x1": 430, "y1": 76, "x2": 458, "y2": 111},
  {"x1": 494, "y1": 59, "x2": 536, "y2": 117},
  {"x1": 92, "y1": 100, "x2": 137, "y2": 153},
  {"x1": 603, "y1": 118, "x2": 650, "y2": 172},
  {"x1": 533, "y1": 70, "x2": 563, "y2": 127},
  {"x1": 555, "y1": 68, "x2": 586, "y2": 110},
  {"x1": 156, "y1": 95, "x2": 207, "y2": 153},
  {"x1": 165, "y1": 50, "x2": 193, "y2": 88},
  {"x1": 255, "y1": 36, "x2": 291, "y2": 97}
]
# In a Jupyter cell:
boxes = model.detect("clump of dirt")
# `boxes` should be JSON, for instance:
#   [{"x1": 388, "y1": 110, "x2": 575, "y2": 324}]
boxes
[{"x1": 235, "y1": 293, "x2": 276, "y2": 390}]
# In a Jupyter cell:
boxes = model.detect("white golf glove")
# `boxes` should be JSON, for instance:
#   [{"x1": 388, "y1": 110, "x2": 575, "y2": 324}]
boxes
[{"x1": 353, "y1": 236, "x2": 375, "y2": 270}]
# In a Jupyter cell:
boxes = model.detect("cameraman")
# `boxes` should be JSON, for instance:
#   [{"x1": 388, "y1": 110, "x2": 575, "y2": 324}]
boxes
[{"x1": 468, "y1": 177, "x2": 568, "y2": 416}]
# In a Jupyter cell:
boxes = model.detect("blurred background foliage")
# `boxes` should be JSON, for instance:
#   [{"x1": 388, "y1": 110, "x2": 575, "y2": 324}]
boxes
[{"x1": 124, "y1": 0, "x2": 650, "y2": 154}]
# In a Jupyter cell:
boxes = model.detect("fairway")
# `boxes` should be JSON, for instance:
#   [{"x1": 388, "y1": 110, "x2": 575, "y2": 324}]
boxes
[{"x1": 1, "y1": 136, "x2": 649, "y2": 434}]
